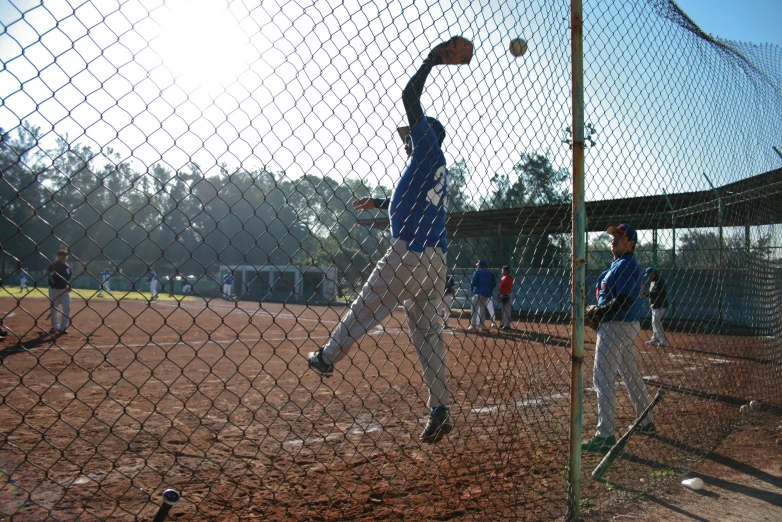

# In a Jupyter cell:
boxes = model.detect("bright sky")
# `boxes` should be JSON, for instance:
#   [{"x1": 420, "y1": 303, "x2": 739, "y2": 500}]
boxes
[
  {"x1": 0, "y1": 0, "x2": 779, "y2": 210},
  {"x1": 675, "y1": 0, "x2": 782, "y2": 47}
]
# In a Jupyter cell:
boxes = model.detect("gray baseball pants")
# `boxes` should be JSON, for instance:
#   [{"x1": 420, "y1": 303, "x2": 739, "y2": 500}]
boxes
[
  {"x1": 321, "y1": 239, "x2": 449, "y2": 408},
  {"x1": 593, "y1": 320, "x2": 653, "y2": 437},
  {"x1": 49, "y1": 288, "x2": 71, "y2": 331}
]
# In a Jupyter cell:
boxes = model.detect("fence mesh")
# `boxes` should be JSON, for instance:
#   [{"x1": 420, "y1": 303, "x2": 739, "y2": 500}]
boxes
[{"x1": 1, "y1": 0, "x2": 781, "y2": 520}]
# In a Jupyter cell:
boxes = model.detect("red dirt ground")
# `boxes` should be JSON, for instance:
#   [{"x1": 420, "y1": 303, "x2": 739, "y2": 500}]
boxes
[{"x1": 0, "y1": 295, "x2": 779, "y2": 521}]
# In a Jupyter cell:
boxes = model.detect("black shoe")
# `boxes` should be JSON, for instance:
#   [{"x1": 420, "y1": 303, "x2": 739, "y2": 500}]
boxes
[
  {"x1": 58, "y1": 329, "x2": 68, "y2": 335},
  {"x1": 420, "y1": 406, "x2": 452, "y2": 443},
  {"x1": 581, "y1": 435, "x2": 616, "y2": 452},
  {"x1": 306, "y1": 350, "x2": 334, "y2": 377},
  {"x1": 635, "y1": 422, "x2": 657, "y2": 436}
]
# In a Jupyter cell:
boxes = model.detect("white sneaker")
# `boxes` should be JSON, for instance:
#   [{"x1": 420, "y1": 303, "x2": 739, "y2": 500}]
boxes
[
  {"x1": 646, "y1": 340, "x2": 660, "y2": 346},
  {"x1": 491, "y1": 322, "x2": 497, "y2": 328},
  {"x1": 467, "y1": 326, "x2": 476, "y2": 332}
]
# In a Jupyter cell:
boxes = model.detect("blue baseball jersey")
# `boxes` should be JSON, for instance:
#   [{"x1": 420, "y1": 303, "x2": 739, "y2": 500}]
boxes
[
  {"x1": 101, "y1": 270, "x2": 112, "y2": 282},
  {"x1": 223, "y1": 275, "x2": 234, "y2": 285},
  {"x1": 389, "y1": 117, "x2": 448, "y2": 253},
  {"x1": 596, "y1": 253, "x2": 643, "y2": 322},
  {"x1": 147, "y1": 271, "x2": 157, "y2": 283},
  {"x1": 471, "y1": 268, "x2": 494, "y2": 298}
]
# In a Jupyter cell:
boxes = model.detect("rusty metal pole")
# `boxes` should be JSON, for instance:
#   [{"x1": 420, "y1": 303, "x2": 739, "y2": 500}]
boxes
[{"x1": 568, "y1": 0, "x2": 587, "y2": 520}]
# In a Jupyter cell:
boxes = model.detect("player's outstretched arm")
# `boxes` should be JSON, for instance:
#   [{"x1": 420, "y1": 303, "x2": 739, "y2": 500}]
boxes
[{"x1": 352, "y1": 198, "x2": 390, "y2": 212}]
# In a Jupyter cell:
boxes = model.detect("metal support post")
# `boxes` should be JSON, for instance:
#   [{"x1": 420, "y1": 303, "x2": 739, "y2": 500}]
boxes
[{"x1": 567, "y1": 0, "x2": 586, "y2": 520}]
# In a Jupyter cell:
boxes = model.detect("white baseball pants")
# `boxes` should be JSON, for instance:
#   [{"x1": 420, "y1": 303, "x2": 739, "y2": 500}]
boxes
[
  {"x1": 99, "y1": 281, "x2": 113, "y2": 297},
  {"x1": 49, "y1": 288, "x2": 71, "y2": 331},
  {"x1": 486, "y1": 298, "x2": 496, "y2": 322},
  {"x1": 471, "y1": 295, "x2": 489, "y2": 327},
  {"x1": 150, "y1": 281, "x2": 158, "y2": 298},
  {"x1": 321, "y1": 239, "x2": 449, "y2": 408},
  {"x1": 593, "y1": 320, "x2": 653, "y2": 437},
  {"x1": 223, "y1": 284, "x2": 232, "y2": 299},
  {"x1": 651, "y1": 308, "x2": 668, "y2": 344}
]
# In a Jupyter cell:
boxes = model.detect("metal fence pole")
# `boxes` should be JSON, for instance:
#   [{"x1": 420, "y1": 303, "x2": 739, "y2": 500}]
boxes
[{"x1": 567, "y1": 0, "x2": 586, "y2": 519}]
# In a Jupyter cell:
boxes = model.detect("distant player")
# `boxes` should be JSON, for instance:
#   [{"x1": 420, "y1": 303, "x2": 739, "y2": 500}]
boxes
[
  {"x1": 583, "y1": 224, "x2": 656, "y2": 452},
  {"x1": 182, "y1": 280, "x2": 192, "y2": 295},
  {"x1": 222, "y1": 272, "x2": 235, "y2": 300},
  {"x1": 469, "y1": 260, "x2": 493, "y2": 332},
  {"x1": 642, "y1": 267, "x2": 669, "y2": 346},
  {"x1": 147, "y1": 268, "x2": 158, "y2": 301},
  {"x1": 307, "y1": 36, "x2": 473, "y2": 444},
  {"x1": 440, "y1": 276, "x2": 456, "y2": 328},
  {"x1": 97, "y1": 268, "x2": 114, "y2": 298},
  {"x1": 498, "y1": 265, "x2": 514, "y2": 330},
  {"x1": 19, "y1": 268, "x2": 30, "y2": 293},
  {"x1": 48, "y1": 250, "x2": 72, "y2": 335}
]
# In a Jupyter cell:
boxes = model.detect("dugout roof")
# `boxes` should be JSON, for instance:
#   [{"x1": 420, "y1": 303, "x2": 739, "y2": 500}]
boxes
[{"x1": 356, "y1": 167, "x2": 782, "y2": 237}]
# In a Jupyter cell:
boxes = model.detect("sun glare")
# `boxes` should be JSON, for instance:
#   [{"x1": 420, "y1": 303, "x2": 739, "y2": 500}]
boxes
[{"x1": 153, "y1": 0, "x2": 251, "y2": 94}]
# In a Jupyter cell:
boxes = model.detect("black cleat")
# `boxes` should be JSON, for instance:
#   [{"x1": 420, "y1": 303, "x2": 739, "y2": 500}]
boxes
[
  {"x1": 306, "y1": 350, "x2": 334, "y2": 377},
  {"x1": 420, "y1": 406, "x2": 452, "y2": 443}
]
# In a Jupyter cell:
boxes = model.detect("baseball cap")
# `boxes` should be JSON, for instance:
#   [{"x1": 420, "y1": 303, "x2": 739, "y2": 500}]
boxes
[
  {"x1": 475, "y1": 259, "x2": 488, "y2": 268},
  {"x1": 606, "y1": 223, "x2": 638, "y2": 243},
  {"x1": 645, "y1": 267, "x2": 655, "y2": 277}
]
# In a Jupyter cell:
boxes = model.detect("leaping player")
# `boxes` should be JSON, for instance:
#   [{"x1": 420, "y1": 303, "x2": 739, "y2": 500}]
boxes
[{"x1": 307, "y1": 36, "x2": 473, "y2": 444}]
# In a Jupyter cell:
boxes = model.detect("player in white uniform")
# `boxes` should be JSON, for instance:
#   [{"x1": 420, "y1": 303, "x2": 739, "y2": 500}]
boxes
[
  {"x1": 307, "y1": 36, "x2": 472, "y2": 443},
  {"x1": 19, "y1": 268, "x2": 30, "y2": 293},
  {"x1": 222, "y1": 273, "x2": 235, "y2": 300},
  {"x1": 147, "y1": 269, "x2": 158, "y2": 301},
  {"x1": 98, "y1": 268, "x2": 114, "y2": 298},
  {"x1": 582, "y1": 224, "x2": 656, "y2": 452}
]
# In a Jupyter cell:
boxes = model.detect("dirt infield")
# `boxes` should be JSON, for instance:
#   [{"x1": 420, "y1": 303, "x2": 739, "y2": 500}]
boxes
[{"x1": 0, "y1": 295, "x2": 779, "y2": 520}]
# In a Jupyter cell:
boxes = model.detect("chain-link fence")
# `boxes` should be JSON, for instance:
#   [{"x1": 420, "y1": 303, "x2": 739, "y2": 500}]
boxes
[{"x1": 1, "y1": 0, "x2": 781, "y2": 520}]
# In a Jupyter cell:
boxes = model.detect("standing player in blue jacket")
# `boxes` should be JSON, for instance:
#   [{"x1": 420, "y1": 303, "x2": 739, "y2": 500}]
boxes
[
  {"x1": 582, "y1": 224, "x2": 656, "y2": 452},
  {"x1": 147, "y1": 268, "x2": 158, "y2": 301},
  {"x1": 222, "y1": 272, "x2": 235, "y2": 300},
  {"x1": 469, "y1": 260, "x2": 493, "y2": 332},
  {"x1": 308, "y1": 36, "x2": 472, "y2": 444}
]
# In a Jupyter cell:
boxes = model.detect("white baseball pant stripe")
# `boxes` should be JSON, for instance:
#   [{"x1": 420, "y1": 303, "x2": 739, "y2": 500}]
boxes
[
  {"x1": 49, "y1": 288, "x2": 71, "y2": 331},
  {"x1": 321, "y1": 239, "x2": 449, "y2": 408},
  {"x1": 651, "y1": 308, "x2": 667, "y2": 344},
  {"x1": 593, "y1": 320, "x2": 653, "y2": 437},
  {"x1": 471, "y1": 295, "x2": 488, "y2": 327}
]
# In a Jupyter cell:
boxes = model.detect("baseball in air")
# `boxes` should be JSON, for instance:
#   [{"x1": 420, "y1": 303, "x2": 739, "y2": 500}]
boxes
[{"x1": 509, "y1": 38, "x2": 528, "y2": 57}]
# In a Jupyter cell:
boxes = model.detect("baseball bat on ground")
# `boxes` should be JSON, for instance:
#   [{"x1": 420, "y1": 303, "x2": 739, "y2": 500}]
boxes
[{"x1": 591, "y1": 390, "x2": 665, "y2": 481}]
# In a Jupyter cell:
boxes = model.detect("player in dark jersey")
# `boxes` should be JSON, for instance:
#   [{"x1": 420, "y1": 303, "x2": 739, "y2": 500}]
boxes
[
  {"x1": 308, "y1": 37, "x2": 472, "y2": 443},
  {"x1": 48, "y1": 250, "x2": 72, "y2": 335}
]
